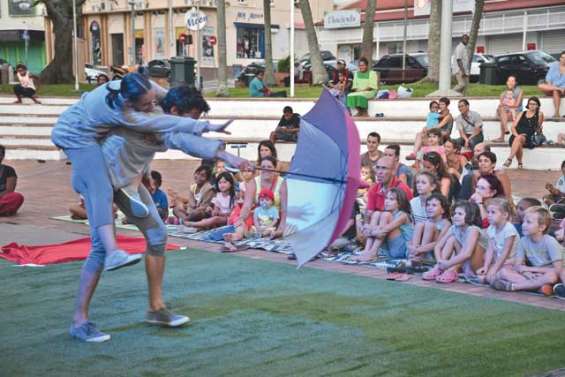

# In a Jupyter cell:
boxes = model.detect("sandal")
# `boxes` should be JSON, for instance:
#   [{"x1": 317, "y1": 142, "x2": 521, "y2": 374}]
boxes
[
  {"x1": 435, "y1": 270, "x2": 459, "y2": 284},
  {"x1": 422, "y1": 266, "x2": 442, "y2": 281},
  {"x1": 503, "y1": 158, "x2": 512, "y2": 168},
  {"x1": 491, "y1": 137, "x2": 504, "y2": 143},
  {"x1": 517, "y1": 162, "x2": 524, "y2": 169}
]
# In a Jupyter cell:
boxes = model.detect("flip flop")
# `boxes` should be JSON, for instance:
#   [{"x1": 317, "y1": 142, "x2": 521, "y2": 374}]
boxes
[
  {"x1": 435, "y1": 270, "x2": 459, "y2": 284},
  {"x1": 422, "y1": 266, "x2": 442, "y2": 281}
]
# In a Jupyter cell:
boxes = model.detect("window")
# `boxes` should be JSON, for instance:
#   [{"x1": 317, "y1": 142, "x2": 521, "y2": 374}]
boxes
[
  {"x1": 236, "y1": 26, "x2": 264, "y2": 59},
  {"x1": 375, "y1": 57, "x2": 391, "y2": 68},
  {"x1": 388, "y1": 56, "x2": 403, "y2": 68}
]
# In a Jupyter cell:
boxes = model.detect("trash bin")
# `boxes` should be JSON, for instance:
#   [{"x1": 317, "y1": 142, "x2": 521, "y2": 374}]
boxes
[
  {"x1": 169, "y1": 57, "x2": 196, "y2": 87},
  {"x1": 479, "y1": 62, "x2": 499, "y2": 85}
]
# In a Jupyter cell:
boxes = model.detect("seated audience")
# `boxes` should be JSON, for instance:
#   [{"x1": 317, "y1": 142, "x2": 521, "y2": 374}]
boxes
[
  {"x1": 0, "y1": 145, "x2": 24, "y2": 216},
  {"x1": 537, "y1": 50, "x2": 565, "y2": 118},
  {"x1": 422, "y1": 152, "x2": 454, "y2": 201},
  {"x1": 356, "y1": 188, "x2": 413, "y2": 262},
  {"x1": 460, "y1": 150, "x2": 512, "y2": 202},
  {"x1": 270, "y1": 106, "x2": 300, "y2": 144},
  {"x1": 410, "y1": 101, "x2": 440, "y2": 156},
  {"x1": 360, "y1": 132, "x2": 383, "y2": 168},
  {"x1": 410, "y1": 171, "x2": 439, "y2": 224},
  {"x1": 358, "y1": 165, "x2": 375, "y2": 210},
  {"x1": 423, "y1": 201, "x2": 486, "y2": 283},
  {"x1": 415, "y1": 128, "x2": 446, "y2": 166},
  {"x1": 408, "y1": 193, "x2": 451, "y2": 264},
  {"x1": 504, "y1": 97, "x2": 545, "y2": 169},
  {"x1": 184, "y1": 172, "x2": 236, "y2": 230},
  {"x1": 224, "y1": 156, "x2": 287, "y2": 247},
  {"x1": 543, "y1": 160, "x2": 565, "y2": 207},
  {"x1": 69, "y1": 196, "x2": 88, "y2": 220},
  {"x1": 514, "y1": 197, "x2": 542, "y2": 237},
  {"x1": 455, "y1": 99, "x2": 484, "y2": 150},
  {"x1": 12, "y1": 64, "x2": 41, "y2": 104},
  {"x1": 444, "y1": 139, "x2": 468, "y2": 180},
  {"x1": 476, "y1": 198, "x2": 519, "y2": 284},
  {"x1": 257, "y1": 140, "x2": 278, "y2": 166},
  {"x1": 346, "y1": 57, "x2": 378, "y2": 117},
  {"x1": 494, "y1": 75, "x2": 523, "y2": 142},
  {"x1": 253, "y1": 188, "x2": 280, "y2": 237},
  {"x1": 492, "y1": 207, "x2": 563, "y2": 296},
  {"x1": 437, "y1": 97, "x2": 454, "y2": 140},
  {"x1": 96, "y1": 74, "x2": 110, "y2": 87},
  {"x1": 327, "y1": 59, "x2": 352, "y2": 103},
  {"x1": 145, "y1": 170, "x2": 169, "y2": 222},
  {"x1": 171, "y1": 165, "x2": 214, "y2": 222},
  {"x1": 383, "y1": 144, "x2": 413, "y2": 187},
  {"x1": 249, "y1": 71, "x2": 286, "y2": 97},
  {"x1": 469, "y1": 174, "x2": 506, "y2": 227}
]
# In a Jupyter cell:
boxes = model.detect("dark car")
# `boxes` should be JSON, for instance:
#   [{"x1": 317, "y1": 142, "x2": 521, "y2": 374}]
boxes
[
  {"x1": 236, "y1": 62, "x2": 266, "y2": 86},
  {"x1": 493, "y1": 51, "x2": 556, "y2": 85},
  {"x1": 372, "y1": 53, "x2": 428, "y2": 84}
]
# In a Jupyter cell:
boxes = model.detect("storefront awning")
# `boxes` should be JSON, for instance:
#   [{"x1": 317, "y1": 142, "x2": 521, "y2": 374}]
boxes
[
  {"x1": 0, "y1": 30, "x2": 44, "y2": 42},
  {"x1": 233, "y1": 22, "x2": 279, "y2": 30}
]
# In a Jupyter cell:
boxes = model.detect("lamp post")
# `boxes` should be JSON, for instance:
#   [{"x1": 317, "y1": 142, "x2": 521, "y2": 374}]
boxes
[
  {"x1": 128, "y1": 0, "x2": 136, "y2": 65},
  {"x1": 289, "y1": 0, "x2": 294, "y2": 97},
  {"x1": 72, "y1": 0, "x2": 79, "y2": 91}
]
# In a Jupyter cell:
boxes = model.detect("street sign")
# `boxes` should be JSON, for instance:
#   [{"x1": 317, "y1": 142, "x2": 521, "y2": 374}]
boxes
[
  {"x1": 185, "y1": 8, "x2": 207, "y2": 31},
  {"x1": 208, "y1": 36, "x2": 217, "y2": 45}
]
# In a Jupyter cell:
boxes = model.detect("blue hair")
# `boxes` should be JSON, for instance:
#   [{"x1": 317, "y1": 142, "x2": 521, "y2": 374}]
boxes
[
  {"x1": 105, "y1": 70, "x2": 152, "y2": 109},
  {"x1": 160, "y1": 85, "x2": 210, "y2": 115}
]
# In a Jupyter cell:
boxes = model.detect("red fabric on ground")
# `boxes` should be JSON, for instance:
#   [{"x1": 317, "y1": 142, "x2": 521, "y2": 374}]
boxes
[{"x1": 0, "y1": 235, "x2": 179, "y2": 265}]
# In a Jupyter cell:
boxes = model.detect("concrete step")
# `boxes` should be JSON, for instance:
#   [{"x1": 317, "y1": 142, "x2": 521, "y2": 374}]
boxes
[
  {"x1": 2, "y1": 96, "x2": 564, "y2": 120},
  {"x1": 2, "y1": 119, "x2": 563, "y2": 145}
]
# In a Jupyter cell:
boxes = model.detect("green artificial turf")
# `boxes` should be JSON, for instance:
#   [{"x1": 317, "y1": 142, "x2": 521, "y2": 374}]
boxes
[{"x1": 1, "y1": 249, "x2": 564, "y2": 377}]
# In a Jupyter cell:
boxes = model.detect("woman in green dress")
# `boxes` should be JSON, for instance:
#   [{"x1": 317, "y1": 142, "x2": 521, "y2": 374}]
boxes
[{"x1": 346, "y1": 57, "x2": 378, "y2": 117}]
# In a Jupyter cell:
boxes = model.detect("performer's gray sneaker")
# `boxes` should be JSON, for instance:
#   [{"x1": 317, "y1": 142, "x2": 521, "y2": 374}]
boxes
[
  {"x1": 104, "y1": 249, "x2": 142, "y2": 272},
  {"x1": 145, "y1": 308, "x2": 190, "y2": 327},
  {"x1": 69, "y1": 321, "x2": 111, "y2": 343},
  {"x1": 119, "y1": 185, "x2": 149, "y2": 218}
]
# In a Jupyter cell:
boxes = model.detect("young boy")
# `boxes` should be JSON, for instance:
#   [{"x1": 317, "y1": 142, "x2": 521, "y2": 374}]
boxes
[
  {"x1": 253, "y1": 188, "x2": 279, "y2": 237},
  {"x1": 145, "y1": 170, "x2": 168, "y2": 221},
  {"x1": 493, "y1": 207, "x2": 563, "y2": 295},
  {"x1": 0, "y1": 144, "x2": 24, "y2": 216},
  {"x1": 513, "y1": 197, "x2": 542, "y2": 237}
]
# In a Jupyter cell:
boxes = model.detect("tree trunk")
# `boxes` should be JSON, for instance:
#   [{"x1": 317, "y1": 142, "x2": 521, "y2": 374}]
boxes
[
  {"x1": 263, "y1": 0, "x2": 275, "y2": 86},
  {"x1": 467, "y1": 0, "x2": 485, "y2": 67},
  {"x1": 361, "y1": 0, "x2": 377, "y2": 66},
  {"x1": 215, "y1": 0, "x2": 229, "y2": 96},
  {"x1": 425, "y1": 0, "x2": 441, "y2": 82},
  {"x1": 298, "y1": 0, "x2": 326, "y2": 85},
  {"x1": 39, "y1": 0, "x2": 85, "y2": 84}
]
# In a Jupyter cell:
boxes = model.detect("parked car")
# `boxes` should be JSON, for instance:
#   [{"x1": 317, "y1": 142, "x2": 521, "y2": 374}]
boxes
[
  {"x1": 236, "y1": 62, "x2": 266, "y2": 86},
  {"x1": 295, "y1": 61, "x2": 336, "y2": 84},
  {"x1": 493, "y1": 50, "x2": 556, "y2": 85},
  {"x1": 84, "y1": 64, "x2": 108, "y2": 84},
  {"x1": 296, "y1": 50, "x2": 337, "y2": 70},
  {"x1": 372, "y1": 53, "x2": 428, "y2": 84}
]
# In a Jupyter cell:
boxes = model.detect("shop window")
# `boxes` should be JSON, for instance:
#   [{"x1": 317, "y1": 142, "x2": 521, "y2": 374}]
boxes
[
  {"x1": 236, "y1": 26, "x2": 264, "y2": 59},
  {"x1": 90, "y1": 21, "x2": 102, "y2": 65}
]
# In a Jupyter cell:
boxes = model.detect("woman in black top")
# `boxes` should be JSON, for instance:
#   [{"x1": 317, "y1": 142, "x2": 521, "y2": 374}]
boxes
[{"x1": 503, "y1": 96, "x2": 545, "y2": 169}]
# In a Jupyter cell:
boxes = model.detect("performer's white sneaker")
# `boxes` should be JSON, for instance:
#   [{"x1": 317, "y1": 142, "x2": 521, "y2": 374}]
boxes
[
  {"x1": 119, "y1": 185, "x2": 149, "y2": 218},
  {"x1": 145, "y1": 308, "x2": 190, "y2": 327},
  {"x1": 104, "y1": 249, "x2": 142, "y2": 272}
]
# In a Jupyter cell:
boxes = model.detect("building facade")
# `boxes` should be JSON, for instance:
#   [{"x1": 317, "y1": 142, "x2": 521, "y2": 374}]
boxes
[
  {"x1": 319, "y1": 0, "x2": 565, "y2": 64},
  {"x1": 47, "y1": 0, "x2": 333, "y2": 76},
  {"x1": 0, "y1": 0, "x2": 46, "y2": 74}
]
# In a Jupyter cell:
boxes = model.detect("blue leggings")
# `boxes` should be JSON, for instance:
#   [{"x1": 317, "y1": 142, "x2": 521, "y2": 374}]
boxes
[{"x1": 65, "y1": 145, "x2": 115, "y2": 271}]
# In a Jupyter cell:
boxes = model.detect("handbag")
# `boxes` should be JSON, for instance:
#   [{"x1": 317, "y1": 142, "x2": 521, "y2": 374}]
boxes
[{"x1": 533, "y1": 132, "x2": 546, "y2": 146}]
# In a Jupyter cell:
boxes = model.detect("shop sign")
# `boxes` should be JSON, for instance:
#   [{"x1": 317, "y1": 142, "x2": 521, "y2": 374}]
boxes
[
  {"x1": 185, "y1": 8, "x2": 208, "y2": 31},
  {"x1": 235, "y1": 11, "x2": 263, "y2": 22},
  {"x1": 324, "y1": 10, "x2": 360, "y2": 29}
]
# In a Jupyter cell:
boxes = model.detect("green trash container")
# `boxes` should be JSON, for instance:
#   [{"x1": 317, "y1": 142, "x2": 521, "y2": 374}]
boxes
[
  {"x1": 169, "y1": 57, "x2": 196, "y2": 87},
  {"x1": 479, "y1": 62, "x2": 499, "y2": 85}
]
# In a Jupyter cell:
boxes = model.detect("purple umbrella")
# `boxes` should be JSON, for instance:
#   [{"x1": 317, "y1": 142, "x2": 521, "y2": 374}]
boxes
[{"x1": 283, "y1": 89, "x2": 361, "y2": 267}]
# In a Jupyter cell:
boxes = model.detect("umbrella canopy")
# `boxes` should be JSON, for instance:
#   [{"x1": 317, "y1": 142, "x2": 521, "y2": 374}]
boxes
[{"x1": 284, "y1": 89, "x2": 361, "y2": 267}]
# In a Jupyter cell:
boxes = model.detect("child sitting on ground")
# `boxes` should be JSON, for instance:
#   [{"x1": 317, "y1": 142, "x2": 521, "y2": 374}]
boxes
[
  {"x1": 492, "y1": 206, "x2": 563, "y2": 296},
  {"x1": 184, "y1": 172, "x2": 236, "y2": 230},
  {"x1": 357, "y1": 165, "x2": 375, "y2": 210},
  {"x1": 171, "y1": 165, "x2": 215, "y2": 223},
  {"x1": 476, "y1": 198, "x2": 519, "y2": 284},
  {"x1": 513, "y1": 197, "x2": 542, "y2": 236},
  {"x1": 408, "y1": 193, "x2": 451, "y2": 264},
  {"x1": 144, "y1": 170, "x2": 168, "y2": 221},
  {"x1": 423, "y1": 201, "x2": 487, "y2": 283},
  {"x1": 408, "y1": 101, "x2": 441, "y2": 159},
  {"x1": 426, "y1": 100, "x2": 440, "y2": 128},
  {"x1": 410, "y1": 171, "x2": 438, "y2": 224},
  {"x1": 69, "y1": 195, "x2": 88, "y2": 220},
  {"x1": 354, "y1": 188, "x2": 413, "y2": 261},
  {"x1": 252, "y1": 188, "x2": 280, "y2": 237},
  {"x1": 543, "y1": 160, "x2": 565, "y2": 207}
]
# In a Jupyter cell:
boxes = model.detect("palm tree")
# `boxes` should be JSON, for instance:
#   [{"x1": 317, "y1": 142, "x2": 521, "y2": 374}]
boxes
[
  {"x1": 467, "y1": 0, "x2": 485, "y2": 66},
  {"x1": 361, "y1": 0, "x2": 377, "y2": 66},
  {"x1": 38, "y1": 0, "x2": 87, "y2": 84},
  {"x1": 298, "y1": 0, "x2": 326, "y2": 85},
  {"x1": 263, "y1": 0, "x2": 275, "y2": 86},
  {"x1": 425, "y1": 0, "x2": 441, "y2": 82},
  {"x1": 215, "y1": 0, "x2": 229, "y2": 96}
]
